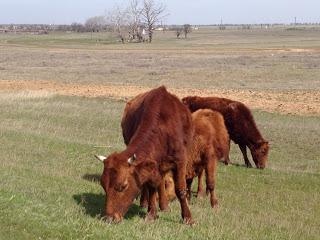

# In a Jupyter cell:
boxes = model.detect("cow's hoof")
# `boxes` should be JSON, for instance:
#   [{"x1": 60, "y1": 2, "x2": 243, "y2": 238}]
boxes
[
  {"x1": 197, "y1": 191, "x2": 205, "y2": 198},
  {"x1": 211, "y1": 200, "x2": 219, "y2": 209},
  {"x1": 144, "y1": 213, "x2": 158, "y2": 222},
  {"x1": 160, "y1": 206, "x2": 170, "y2": 212},
  {"x1": 183, "y1": 217, "x2": 196, "y2": 226}
]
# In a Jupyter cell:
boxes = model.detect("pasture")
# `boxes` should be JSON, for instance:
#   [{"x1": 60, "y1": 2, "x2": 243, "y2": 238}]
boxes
[{"x1": 0, "y1": 28, "x2": 320, "y2": 239}]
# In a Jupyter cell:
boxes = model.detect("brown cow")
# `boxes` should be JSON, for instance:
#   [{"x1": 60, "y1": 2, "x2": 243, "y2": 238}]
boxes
[
  {"x1": 96, "y1": 86, "x2": 194, "y2": 224},
  {"x1": 166, "y1": 109, "x2": 229, "y2": 205},
  {"x1": 148, "y1": 109, "x2": 229, "y2": 208},
  {"x1": 182, "y1": 96, "x2": 269, "y2": 169},
  {"x1": 186, "y1": 109, "x2": 230, "y2": 203},
  {"x1": 121, "y1": 91, "x2": 170, "y2": 211}
]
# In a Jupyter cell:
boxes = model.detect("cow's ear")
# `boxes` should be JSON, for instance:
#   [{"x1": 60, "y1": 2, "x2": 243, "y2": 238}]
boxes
[
  {"x1": 95, "y1": 155, "x2": 107, "y2": 163},
  {"x1": 128, "y1": 154, "x2": 137, "y2": 165}
]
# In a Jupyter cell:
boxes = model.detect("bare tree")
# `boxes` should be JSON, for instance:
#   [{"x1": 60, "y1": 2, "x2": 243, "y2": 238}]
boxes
[
  {"x1": 127, "y1": 0, "x2": 143, "y2": 41},
  {"x1": 71, "y1": 22, "x2": 85, "y2": 32},
  {"x1": 183, "y1": 24, "x2": 192, "y2": 38},
  {"x1": 141, "y1": 0, "x2": 167, "y2": 43},
  {"x1": 106, "y1": 6, "x2": 129, "y2": 43},
  {"x1": 85, "y1": 16, "x2": 106, "y2": 32}
]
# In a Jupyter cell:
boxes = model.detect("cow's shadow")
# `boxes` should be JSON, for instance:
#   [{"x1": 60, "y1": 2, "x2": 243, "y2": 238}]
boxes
[
  {"x1": 73, "y1": 193, "x2": 104, "y2": 218},
  {"x1": 82, "y1": 173, "x2": 101, "y2": 183},
  {"x1": 73, "y1": 193, "x2": 146, "y2": 220},
  {"x1": 232, "y1": 163, "x2": 253, "y2": 168},
  {"x1": 74, "y1": 173, "x2": 146, "y2": 220}
]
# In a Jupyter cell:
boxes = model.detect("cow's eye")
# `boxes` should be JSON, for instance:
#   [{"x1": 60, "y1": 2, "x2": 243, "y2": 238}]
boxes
[{"x1": 114, "y1": 182, "x2": 128, "y2": 192}]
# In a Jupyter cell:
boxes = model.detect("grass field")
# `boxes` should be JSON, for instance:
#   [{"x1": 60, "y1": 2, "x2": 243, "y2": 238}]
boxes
[
  {"x1": 1, "y1": 28, "x2": 320, "y2": 90},
  {"x1": 0, "y1": 28, "x2": 320, "y2": 239}
]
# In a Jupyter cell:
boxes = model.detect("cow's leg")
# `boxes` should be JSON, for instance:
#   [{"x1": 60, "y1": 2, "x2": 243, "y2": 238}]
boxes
[
  {"x1": 158, "y1": 178, "x2": 169, "y2": 211},
  {"x1": 145, "y1": 186, "x2": 158, "y2": 222},
  {"x1": 205, "y1": 150, "x2": 218, "y2": 208},
  {"x1": 174, "y1": 154, "x2": 193, "y2": 224},
  {"x1": 186, "y1": 178, "x2": 193, "y2": 201},
  {"x1": 239, "y1": 144, "x2": 252, "y2": 168},
  {"x1": 197, "y1": 170, "x2": 205, "y2": 198},
  {"x1": 224, "y1": 140, "x2": 231, "y2": 165},
  {"x1": 140, "y1": 185, "x2": 149, "y2": 209},
  {"x1": 224, "y1": 155, "x2": 231, "y2": 165}
]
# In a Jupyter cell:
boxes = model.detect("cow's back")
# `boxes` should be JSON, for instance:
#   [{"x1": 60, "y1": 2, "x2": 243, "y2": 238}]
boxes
[
  {"x1": 122, "y1": 86, "x2": 193, "y2": 161},
  {"x1": 192, "y1": 109, "x2": 229, "y2": 160},
  {"x1": 183, "y1": 96, "x2": 262, "y2": 145},
  {"x1": 121, "y1": 92, "x2": 148, "y2": 145}
]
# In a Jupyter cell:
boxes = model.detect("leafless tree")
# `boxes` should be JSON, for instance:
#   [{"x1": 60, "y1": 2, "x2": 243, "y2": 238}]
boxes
[
  {"x1": 183, "y1": 24, "x2": 192, "y2": 38},
  {"x1": 141, "y1": 0, "x2": 167, "y2": 43},
  {"x1": 106, "y1": 6, "x2": 129, "y2": 43},
  {"x1": 85, "y1": 16, "x2": 106, "y2": 32},
  {"x1": 71, "y1": 22, "x2": 84, "y2": 32},
  {"x1": 127, "y1": 0, "x2": 143, "y2": 41}
]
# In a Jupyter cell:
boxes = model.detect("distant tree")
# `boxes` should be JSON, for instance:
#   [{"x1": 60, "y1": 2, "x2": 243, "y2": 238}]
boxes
[
  {"x1": 85, "y1": 16, "x2": 106, "y2": 32},
  {"x1": 183, "y1": 24, "x2": 192, "y2": 38},
  {"x1": 106, "y1": 6, "x2": 130, "y2": 43},
  {"x1": 141, "y1": 0, "x2": 167, "y2": 43},
  {"x1": 127, "y1": 0, "x2": 143, "y2": 41},
  {"x1": 71, "y1": 22, "x2": 84, "y2": 32}
]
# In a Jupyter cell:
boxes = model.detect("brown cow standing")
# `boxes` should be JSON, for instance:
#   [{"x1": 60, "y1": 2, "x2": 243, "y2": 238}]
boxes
[
  {"x1": 182, "y1": 96, "x2": 269, "y2": 169},
  {"x1": 185, "y1": 109, "x2": 230, "y2": 207},
  {"x1": 142, "y1": 109, "x2": 230, "y2": 208},
  {"x1": 96, "y1": 86, "x2": 194, "y2": 224}
]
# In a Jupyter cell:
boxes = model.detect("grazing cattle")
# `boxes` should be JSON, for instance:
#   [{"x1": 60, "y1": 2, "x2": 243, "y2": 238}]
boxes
[
  {"x1": 142, "y1": 109, "x2": 229, "y2": 208},
  {"x1": 96, "y1": 86, "x2": 194, "y2": 224},
  {"x1": 186, "y1": 109, "x2": 229, "y2": 207},
  {"x1": 121, "y1": 91, "x2": 170, "y2": 211},
  {"x1": 182, "y1": 96, "x2": 269, "y2": 169}
]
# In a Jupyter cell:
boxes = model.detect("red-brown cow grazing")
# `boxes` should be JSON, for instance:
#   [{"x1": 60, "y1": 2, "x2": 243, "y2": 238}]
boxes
[
  {"x1": 182, "y1": 96, "x2": 269, "y2": 169},
  {"x1": 186, "y1": 109, "x2": 230, "y2": 204},
  {"x1": 95, "y1": 86, "x2": 194, "y2": 224},
  {"x1": 144, "y1": 109, "x2": 229, "y2": 208},
  {"x1": 121, "y1": 91, "x2": 170, "y2": 211},
  {"x1": 141, "y1": 109, "x2": 229, "y2": 209}
]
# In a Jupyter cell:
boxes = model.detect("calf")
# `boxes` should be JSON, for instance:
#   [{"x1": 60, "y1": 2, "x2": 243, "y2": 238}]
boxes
[
  {"x1": 182, "y1": 96, "x2": 269, "y2": 169},
  {"x1": 186, "y1": 109, "x2": 229, "y2": 207}
]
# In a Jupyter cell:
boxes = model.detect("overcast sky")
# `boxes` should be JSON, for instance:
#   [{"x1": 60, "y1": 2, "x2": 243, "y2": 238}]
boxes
[{"x1": 0, "y1": 0, "x2": 319, "y2": 25}]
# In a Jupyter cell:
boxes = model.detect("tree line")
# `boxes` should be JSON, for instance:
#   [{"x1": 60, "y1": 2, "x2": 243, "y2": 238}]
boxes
[{"x1": 79, "y1": 0, "x2": 168, "y2": 43}]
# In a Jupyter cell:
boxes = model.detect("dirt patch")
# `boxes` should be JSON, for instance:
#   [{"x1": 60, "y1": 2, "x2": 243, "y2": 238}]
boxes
[{"x1": 1, "y1": 80, "x2": 320, "y2": 116}]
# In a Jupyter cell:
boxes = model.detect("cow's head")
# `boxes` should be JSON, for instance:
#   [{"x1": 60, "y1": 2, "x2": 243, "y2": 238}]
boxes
[
  {"x1": 250, "y1": 140, "x2": 269, "y2": 169},
  {"x1": 95, "y1": 152, "x2": 158, "y2": 223},
  {"x1": 164, "y1": 172, "x2": 176, "y2": 201},
  {"x1": 181, "y1": 96, "x2": 199, "y2": 112}
]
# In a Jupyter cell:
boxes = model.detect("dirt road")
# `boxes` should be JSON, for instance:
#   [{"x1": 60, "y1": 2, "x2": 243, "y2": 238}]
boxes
[{"x1": 1, "y1": 80, "x2": 319, "y2": 116}]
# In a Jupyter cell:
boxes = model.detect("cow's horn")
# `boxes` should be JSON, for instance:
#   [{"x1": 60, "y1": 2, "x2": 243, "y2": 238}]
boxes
[
  {"x1": 95, "y1": 155, "x2": 107, "y2": 162},
  {"x1": 128, "y1": 154, "x2": 137, "y2": 165}
]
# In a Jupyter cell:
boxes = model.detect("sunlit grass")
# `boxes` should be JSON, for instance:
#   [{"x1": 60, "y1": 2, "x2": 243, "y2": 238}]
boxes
[{"x1": 0, "y1": 94, "x2": 319, "y2": 239}]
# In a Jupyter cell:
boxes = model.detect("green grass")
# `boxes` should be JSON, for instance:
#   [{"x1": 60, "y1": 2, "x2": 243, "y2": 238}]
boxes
[{"x1": 0, "y1": 93, "x2": 319, "y2": 239}]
